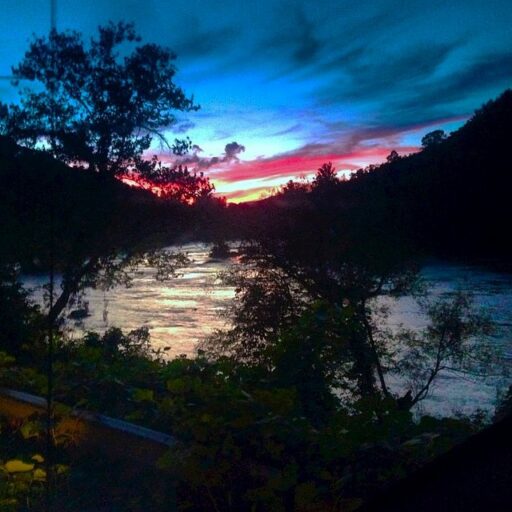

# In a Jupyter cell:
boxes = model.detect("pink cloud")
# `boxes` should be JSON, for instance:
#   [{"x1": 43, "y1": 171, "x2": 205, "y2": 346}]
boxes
[
  {"x1": 210, "y1": 145, "x2": 419, "y2": 202},
  {"x1": 151, "y1": 114, "x2": 467, "y2": 203},
  {"x1": 212, "y1": 147, "x2": 413, "y2": 183}
]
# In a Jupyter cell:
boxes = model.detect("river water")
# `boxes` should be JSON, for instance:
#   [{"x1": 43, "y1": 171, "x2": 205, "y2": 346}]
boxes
[{"x1": 25, "y1": 243, "x2": 512, "y2": 416}]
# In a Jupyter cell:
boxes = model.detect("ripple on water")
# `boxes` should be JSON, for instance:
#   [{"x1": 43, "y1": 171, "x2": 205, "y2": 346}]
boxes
[{"x1": 25, "y1": 244, "x2": 512, "y2": 416}]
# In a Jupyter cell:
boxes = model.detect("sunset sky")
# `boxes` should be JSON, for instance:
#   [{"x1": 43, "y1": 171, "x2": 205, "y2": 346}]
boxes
[{"x1": 1, "y1": 0, "x2": 511, "y2": 201}]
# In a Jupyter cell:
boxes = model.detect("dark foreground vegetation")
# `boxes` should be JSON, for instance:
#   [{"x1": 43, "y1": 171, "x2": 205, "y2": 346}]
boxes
[
  {"x1": 1, "y1": 21, "x2": 511, "y2": 512},
  {"x1": 0, "y1": 300, "x2": 502, "y2": 511}
]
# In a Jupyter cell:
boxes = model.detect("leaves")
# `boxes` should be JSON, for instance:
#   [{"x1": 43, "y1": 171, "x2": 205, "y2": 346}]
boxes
[
  {"x1": 32, "y1": 468, "x2": 46, "y2": 482},
  {"x1": 20, "y1": 421, "x2": 43, "y2": 440},
  {"x1": 133, "y1": 388, "x2": 155, "y2": 402},
  {"x1": 4, "y1": 460, "x2": 34, "y2": 473},
  {"x1": 3, "y1": 22, "x2": 197, "y2": 177}
]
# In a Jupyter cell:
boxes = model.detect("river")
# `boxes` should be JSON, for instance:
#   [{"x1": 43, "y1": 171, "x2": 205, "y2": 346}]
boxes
[{"x1": 24, "y1": 243, "x2": 512, "y2": 416}]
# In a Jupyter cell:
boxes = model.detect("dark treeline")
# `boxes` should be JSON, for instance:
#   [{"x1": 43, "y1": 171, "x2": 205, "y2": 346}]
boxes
[
  {"x1": 226, "y1": 89, "x2": 512, "y2": 266},
  {"x1": 0, "y1": 135, "x2": 224, "y2": 271},
  {"x1": 3, "y1": 89, "x2": 512, "y2": 270},
  {"x1": 0, "y1": 21, "x2": 224, "y2": 273}
]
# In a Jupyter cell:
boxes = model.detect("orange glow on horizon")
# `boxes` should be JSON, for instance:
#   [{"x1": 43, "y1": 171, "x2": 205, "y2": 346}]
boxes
[
  {"x1": 212, "y1": 145, "x2": 420, "y2": 202},
  {"x1": 119, "y1": 173, "x2": 196, "y2": 204},
  {"x1": 119, "y1": 145, "x2": 420, "y2": 204}
]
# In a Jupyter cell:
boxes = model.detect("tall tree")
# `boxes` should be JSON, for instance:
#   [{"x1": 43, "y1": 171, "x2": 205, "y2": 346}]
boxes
[
  {"x1": 0, "y1": 21, "x2": 197, "y2": 177},
  {"x1": 313, "y1": 161, "x2": 339, "y2": 188},
  {"x1": 0, "y1": 23, "x2": 200, "y2": 325}
]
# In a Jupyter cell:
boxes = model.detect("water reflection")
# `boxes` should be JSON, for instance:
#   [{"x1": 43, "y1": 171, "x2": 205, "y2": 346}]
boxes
[
  {"x1": 25, "y1": 243, "x2": 235, "y2": 356},
  {"x1": 24, "y1": 245, "x2": 512, "y2": 415},
  {"x1": 380, "y1": 264, "x2": 512, "y2": 415}
]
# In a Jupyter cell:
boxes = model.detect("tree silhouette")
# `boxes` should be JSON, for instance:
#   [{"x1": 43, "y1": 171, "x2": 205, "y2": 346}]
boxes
[
  {"x1": 0, "y1": 23, "x2": 200, "y2": 327},
  {"x1": 143, "y1": 160, "x2": 214, "y2": 203},
  {"x1": 313, "y1": 161, "x2": 338, "y2": 188},
  {"x1": 0, "y1": 21, "x2": 197, "y2": 177},
  {"x1": 386, "y1": 149, "x2": 400, "y2": 162},
  {"x1": 421, "y1": 129, "x2": 447, "y2": 148}
]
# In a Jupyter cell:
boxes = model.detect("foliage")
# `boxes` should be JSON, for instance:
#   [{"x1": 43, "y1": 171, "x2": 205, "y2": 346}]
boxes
[
  {"x1": 0, "y1": 311, "x2": 494, "y2": 511},
  {"x1": 201, "y1": 265, "x2": 310, "y2": 364},
  {"x1": 210, "y1": 93, "x2": 512, "y2": 416},
  {"x1": 203, "y1": 215, "x2": 498, "y2": 415},
  {"x1": 494, "y1": 385, "x2": 512, "y2": 422},
  {"x1": 313, "y1": 162, "x2": 339, "y2": 190},
  {"x1": 0, "y1": 22, "x2": 196, "y2": 177},
  {"x1": 279, "y1": 179, "x2": 311, "y2": 198},
  {"x1": 0, "y1": 414, "x2": 71, "y2": 511},
  {"x1": 1, "y1": 53, "x2": 510, "y2": 511},
  {"x1": 51, "y1": 327, "x2": 166, "y2": 422},
  {"x1": 0, "y1": 22, "x2": 214, "y2": 337},
  {"x1": 394, "y1": 292, "x2": 495, "y2": 408},
  {"x1": 0, "y1": 266, "x2": 45, "y2": 360},
  {"x1": 386, "y1": 150, "x2": 400, "y2": 163},
  {"x1": 421, "y1": 129, "x2": 447, "y2": 148},
  {"x1": 143, "y1": 159, "x2": 215, "y2": 203},
  {"x1": 156, "y1": 353, "x2": 486, "y2": 511}
]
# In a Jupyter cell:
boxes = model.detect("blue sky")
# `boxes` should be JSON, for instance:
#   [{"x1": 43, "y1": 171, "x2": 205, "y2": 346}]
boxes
[{"x1": 1, "y1": 0, "x2": 511, "y2": 200}]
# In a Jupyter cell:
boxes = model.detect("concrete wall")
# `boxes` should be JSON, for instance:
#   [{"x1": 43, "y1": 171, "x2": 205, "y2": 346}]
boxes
[{"x1": 0, "y1": 387, "x2": 174, "y2": 468}]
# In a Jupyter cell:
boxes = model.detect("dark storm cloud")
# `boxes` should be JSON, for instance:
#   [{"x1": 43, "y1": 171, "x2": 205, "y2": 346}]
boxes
[
  {"x1": 258, "y1": 1, "x2": 328, "y2": 74},
  {"x1": 264, "y1": 4, "x2": 416, "y2": 80},
  {"x1": 312, "y1": 46, "x2": 368, "y2": 75},
  {"x1": 397, "y1": 52, "x2": 512, "y2": 111},
  {"x1": 366, "y1": 52, "x2": 512, "y2": 128},
  {"x1": 269, "y1": 124, "x2": 303, "y2": 136},
  {"x1": 274, "y1": 4, "x2": 323, "y2": 64},
  {"x1": 352, "y1": 42, "x2": 456, "y2": 85},
  {"x1": 173, "y1": 25, "x2": 239, "y2": 59},
  {"x1": 316, "y1": 41, "x2": 459, "y2": 104}
]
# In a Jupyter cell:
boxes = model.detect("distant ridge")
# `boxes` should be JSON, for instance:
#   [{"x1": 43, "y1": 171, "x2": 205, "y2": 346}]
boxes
[
  {"x1": 0, "y1": 136, "x2": 187, "y2": 268},
  {"x1": 229, "y1": 89, "x2": 512, "y2": 264}
]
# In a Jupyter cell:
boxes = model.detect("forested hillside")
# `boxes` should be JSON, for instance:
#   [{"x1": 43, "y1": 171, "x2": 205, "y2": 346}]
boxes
[{"x1": 229, "y1": 90, "x2": 512, "y2": 264}]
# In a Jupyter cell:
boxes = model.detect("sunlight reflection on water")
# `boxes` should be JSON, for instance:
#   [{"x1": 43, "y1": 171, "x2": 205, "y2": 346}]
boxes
[
  {"x1": 24, "y1": 245, "x2": 512, "y2": 415},
  {"x1": 25, "y1": 243, "x2": 236, "y2": 357}
]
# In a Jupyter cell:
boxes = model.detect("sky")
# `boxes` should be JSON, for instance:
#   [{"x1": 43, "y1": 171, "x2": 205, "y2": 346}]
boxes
[{"x1": 1, "y1": 0, "x2": 511, "y2": 202}]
